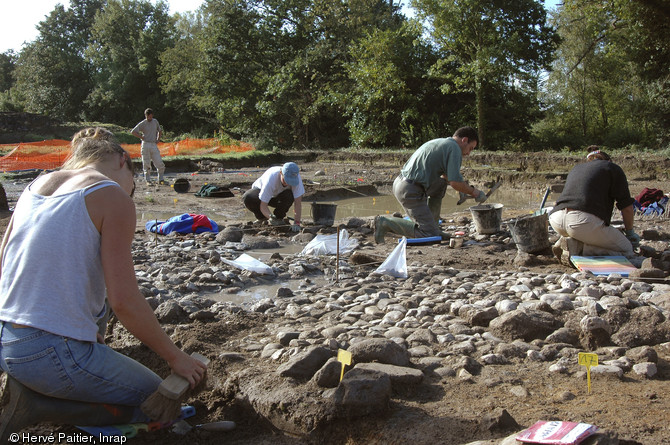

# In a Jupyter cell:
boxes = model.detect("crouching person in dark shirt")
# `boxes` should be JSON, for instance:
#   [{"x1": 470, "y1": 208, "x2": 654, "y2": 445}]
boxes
[{"x1": 549, "y1": 148, "x2": 640, "y2": 264}]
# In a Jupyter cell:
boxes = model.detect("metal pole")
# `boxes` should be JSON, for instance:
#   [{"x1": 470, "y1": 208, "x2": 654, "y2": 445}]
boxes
[{"x1": 336, "y1": 225, "x2": 340, "y2": 282}]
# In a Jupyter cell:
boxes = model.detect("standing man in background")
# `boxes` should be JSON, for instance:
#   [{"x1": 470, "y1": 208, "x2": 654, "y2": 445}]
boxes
[{"x1": 131, "y1": 108, "x2": 165, "y2": 184}]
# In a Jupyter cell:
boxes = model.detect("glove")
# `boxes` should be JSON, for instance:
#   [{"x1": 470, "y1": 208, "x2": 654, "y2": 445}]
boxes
[
  {"x1": 290, "y1": 223, "x2": 301, "y2": 233},
  {"x1": 474, "y1": 190, "x2": 487, "y2": 203},
  {"x1": 625, "y1": 229, "x2": 640, "y2": 248},
  {"x1": 270, "y1": 215, "x2": 284, "y2": 226}
]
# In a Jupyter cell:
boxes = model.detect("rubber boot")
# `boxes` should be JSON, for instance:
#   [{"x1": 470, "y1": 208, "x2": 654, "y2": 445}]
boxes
[
  {"x1": 0, "y1": 376, "x2": 136, "y2": 442},
  {"x1": 374, "y1": 216, "x2": 416, "y2": 243},
  {"x1": 427, "y1": 196, "x2": 442, "y2": 225}
]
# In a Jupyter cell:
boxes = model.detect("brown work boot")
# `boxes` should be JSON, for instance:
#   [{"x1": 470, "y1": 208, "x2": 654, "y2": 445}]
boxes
[
  {"x1": 0, "y1": 376, "x2": 136, "y2": 442},
  {"x1": 553, "y1": 236, "x2": 583, "y2": 267},
  {"x1": 552, "y1": 238, "x2": 563, "y2": 261}
]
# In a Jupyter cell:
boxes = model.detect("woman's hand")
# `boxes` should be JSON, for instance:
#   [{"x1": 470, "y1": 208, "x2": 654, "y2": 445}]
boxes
[{"x1": 168, "y1": 350, "x2": 208, "y2": 389}]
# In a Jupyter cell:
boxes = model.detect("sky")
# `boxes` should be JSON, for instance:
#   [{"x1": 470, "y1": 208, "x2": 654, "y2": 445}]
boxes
[{"x1": 0, "y1": 0, "x2": 560, "y2": 54}]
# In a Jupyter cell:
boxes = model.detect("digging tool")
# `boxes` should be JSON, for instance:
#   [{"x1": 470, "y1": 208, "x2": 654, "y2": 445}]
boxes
[
  {"x1": 457, "y1": 178, "x2": 503, "y2": 205},
  {"x1": 76, "y1": 406, "x2": 196, "y2": 438},
  {"x1": 172, "y1": 419, "x2": 236, "y2": 435},
  {"x1": 531, "y1": 187, "x2": 551, "y2": 216},
  {"x1": 140, "y1": 352, "x2": 210, "y2": 423}
]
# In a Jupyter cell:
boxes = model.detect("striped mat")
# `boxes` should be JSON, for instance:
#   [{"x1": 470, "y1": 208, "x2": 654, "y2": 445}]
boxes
[{"x1": 569, "y1": 255, "x2": 637, "y2": 276}]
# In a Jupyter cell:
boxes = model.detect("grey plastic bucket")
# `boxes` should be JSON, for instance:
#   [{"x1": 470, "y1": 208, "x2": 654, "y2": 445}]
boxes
[
  {"x1": 311, "y1": 203, "x2": 337, "y2": 226},
  {"x1": 510, "y1": 212, "x2": 551, "y2": 253},
  {"x1": 469, "y1": 203, "x2": 503, "y2": 234}
]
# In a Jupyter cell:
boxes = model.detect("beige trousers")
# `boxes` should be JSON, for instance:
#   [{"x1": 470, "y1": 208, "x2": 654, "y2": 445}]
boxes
[{"x1": 549, "y1": 208, "x2": 633, "y2": 256}]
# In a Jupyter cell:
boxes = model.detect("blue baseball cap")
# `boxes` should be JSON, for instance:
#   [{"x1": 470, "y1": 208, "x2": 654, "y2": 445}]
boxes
[{"x1": 281, "y1": 162, "x2": 300, "y2": 187}]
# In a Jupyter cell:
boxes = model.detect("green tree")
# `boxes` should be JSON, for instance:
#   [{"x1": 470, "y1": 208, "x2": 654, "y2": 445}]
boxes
[
  {"x1": 537, "y1": 0, "x2": 666, "y2": 149},
  {"x1": 158, "y1": 9, "x2": 212, "y2": 133},
  {"x1": 257, "y1": 0, "x2": 406, "y2": 147},
  {"x1": 0, "y1": 51, "x2": 16, "y2": 92},
  {"x1": 86, "y1": 0, "x2": 176, "y2": 126},
  {"x1": 343, "y1": 22, "x2": 440, "y2": 147},
  {"x1": 190, "y1": 0, "x2": 273, "y2": 142},
  {"x1": 10, "y1": 0, "x2": 103, "y2": 120},
  {"x1": 412, "y1": 0, "x2": 558, "y2": 148}
]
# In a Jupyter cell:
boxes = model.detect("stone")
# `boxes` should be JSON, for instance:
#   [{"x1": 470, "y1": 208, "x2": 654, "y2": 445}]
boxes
[
  {"x1": 348, "y1": 338, "x2": 411, "y2": 367},
  {"x1": 480, "y1": 408, "x2": 520, "y2": 432},
  {"x1": 626, "y1": 345, "x2": 658, "y2": 363},
  {"x1": 489, "y1": 309, "x2": 562, "y2": 342},
  {"x1": 216, "y1": 226, "x2": 244, "y2": 243},
  {"x1": 277, "y1": 346, "x2": 335, "y2": 380},
  {"x1": 632, "y1": 362, "x2": 658, "y2": 378},
  {"x1": 331, "y1": 368, "x2": 392, "y2": 416},
  {"x1": 277, "y1": 331, "x2": 301, "y2": 346},
  {"x1": 154, "y1": 300, "x2": 187, "y2": 323},
  {"x1": 355, "y1": 362, "x2": 424, "y2": 386},
  {"x1": 579, "y1": 315, "x2": 612, "y2": 349},
  {"x1": 611, "y1": 306, "x2": 670, "y2": 348},
  {"x1": 311, "y1": 357, "x2": 343, "y2": 388}
]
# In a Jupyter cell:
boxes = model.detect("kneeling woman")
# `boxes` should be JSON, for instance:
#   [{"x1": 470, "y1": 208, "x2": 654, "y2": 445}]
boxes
[{"x1": 0, "y1": 128, "x2": 206, "y2": 424}]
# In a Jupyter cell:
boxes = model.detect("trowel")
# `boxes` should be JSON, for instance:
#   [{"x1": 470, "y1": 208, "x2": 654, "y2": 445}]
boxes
[
  {"x1": 457, "y1": 177, "x2": 503, "y2": 205},
  {"x1": 172, "y1": 419, "x2": 236, "y2": 435}
]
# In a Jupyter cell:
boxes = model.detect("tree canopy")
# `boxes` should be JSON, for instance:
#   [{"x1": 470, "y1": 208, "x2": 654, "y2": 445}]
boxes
[{"x1": 1, "y1": 0, "x2": 668, "y2": 150}]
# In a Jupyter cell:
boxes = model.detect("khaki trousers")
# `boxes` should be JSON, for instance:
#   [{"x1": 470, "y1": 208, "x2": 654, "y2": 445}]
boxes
[{"x1": 549, "y1": 208, "x2": 633, "y2": 256}]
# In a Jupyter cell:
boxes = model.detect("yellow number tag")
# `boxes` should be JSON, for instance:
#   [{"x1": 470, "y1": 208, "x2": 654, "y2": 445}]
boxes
[
  {"x1": 578, "y1": 352, "x2": 598, "y2": 394},
  {"x1": 578, "y1": 352, "x2": 598, "y2": 367},
  {"x1": 337, "y1": 349, "x2": 352, "y2": 382}
]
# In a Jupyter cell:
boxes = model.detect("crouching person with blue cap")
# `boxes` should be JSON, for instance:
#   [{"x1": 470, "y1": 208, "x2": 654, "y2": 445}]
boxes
[{"x1": 243, "y1": 162, "x2": 304, "y2": 232}]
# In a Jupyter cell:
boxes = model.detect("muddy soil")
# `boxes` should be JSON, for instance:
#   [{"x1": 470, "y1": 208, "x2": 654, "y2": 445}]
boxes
[{"x1": 1, "y1": 151, "x2": 670, "y2": 445}]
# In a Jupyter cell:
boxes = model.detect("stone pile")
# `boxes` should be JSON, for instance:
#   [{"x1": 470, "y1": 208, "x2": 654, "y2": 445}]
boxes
[{"x1": 129, "y1": 218, "x2": 670, "y2": 441}]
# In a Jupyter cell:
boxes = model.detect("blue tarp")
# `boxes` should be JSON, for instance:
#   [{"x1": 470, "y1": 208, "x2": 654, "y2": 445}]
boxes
[{"x1": 145, "y1": 213, "x2": 219, "y2": 234}]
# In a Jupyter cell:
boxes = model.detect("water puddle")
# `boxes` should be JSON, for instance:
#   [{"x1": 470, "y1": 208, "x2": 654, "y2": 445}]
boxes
[
  {"x1": 206, "y1": 273, "x2": 328, "y2": 305},
  {"x1": 306, "y1": 188, "x2": 554, "y2": 220}
]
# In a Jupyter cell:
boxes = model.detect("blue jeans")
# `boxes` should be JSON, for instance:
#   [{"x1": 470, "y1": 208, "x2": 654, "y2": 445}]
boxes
[{"x1": 0, "y1": 322, "x2": 161, "y2": 421}]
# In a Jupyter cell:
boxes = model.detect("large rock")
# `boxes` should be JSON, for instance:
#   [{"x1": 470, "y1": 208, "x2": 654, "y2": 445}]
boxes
[
  {"x1": 489, "y1": 309, "x2": 562, "y2": 342},
  {"x1": 579, "y1": 316, "x2": 612, "y2": 350},
  {"x1": 348, "y1": 338, "x2": 411, "y2": 367},
  {"x1": 224, "y1": 367, "x2": 333, "y2": 436},
  {"x1": 277, "y1": 346, "x2": 335, "y2": 380},
  {"x1": 354, "y1": 362, "x2": 424, "y2": 387},
  {"x1": 611, "y1": 306, "x2": 670, "y2": 347},
  {"x1": 331, "y1": 368, "x2": 391, "y2": 417},
  {"x1": 458, "y1": 305, "x2": 498, "y2": 326},
  {"x1": 216, "y1": 226, "x2": 244, "y2": 243}
]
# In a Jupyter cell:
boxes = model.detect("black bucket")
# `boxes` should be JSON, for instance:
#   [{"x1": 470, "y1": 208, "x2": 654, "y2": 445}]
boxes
[
  {"x1": 469, "y1": 203, "x2": 503, "y2": 234},
  {"x1": 311, "y1": 203, "x2": 337, "y2": 226},
  {"x1": 509, "y1": 212, "x2": 551, "y2": 253},
  {"x1": 173, "y1": 178, "x2": 190, "y2": 193}
]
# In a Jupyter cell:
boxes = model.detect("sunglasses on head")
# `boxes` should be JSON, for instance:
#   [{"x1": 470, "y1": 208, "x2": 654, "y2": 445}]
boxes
[{"x1": 122, "y1": 152, "x2": 136, "y2": 197}]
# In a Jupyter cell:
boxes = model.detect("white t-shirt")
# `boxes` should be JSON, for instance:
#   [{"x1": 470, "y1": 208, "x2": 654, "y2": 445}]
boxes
[
  {"x1": 252, "y1": 166, "x2": 305, "y2": 203},
  {"x1": 131, "y1": 118, "x2": 161, "y2": 143}
]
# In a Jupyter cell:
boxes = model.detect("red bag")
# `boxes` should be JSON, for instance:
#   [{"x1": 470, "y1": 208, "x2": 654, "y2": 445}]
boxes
[{"x1": 635, "y1": 187, "x2": 664, "y2": 207}]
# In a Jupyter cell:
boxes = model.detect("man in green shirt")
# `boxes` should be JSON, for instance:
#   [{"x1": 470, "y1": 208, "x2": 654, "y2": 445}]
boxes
[{"x1": 374, "y1": 126, "x2": 486, "y2": 243}]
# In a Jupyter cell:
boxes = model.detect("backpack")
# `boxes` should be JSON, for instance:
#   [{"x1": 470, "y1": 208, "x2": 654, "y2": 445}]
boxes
[{"x1": 194, "y1": 184, "x2": 234, "y2": 198}]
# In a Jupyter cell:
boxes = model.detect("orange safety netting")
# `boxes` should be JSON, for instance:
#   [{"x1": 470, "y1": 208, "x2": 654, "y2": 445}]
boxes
[{"x1": 0, "y1": 138, "x2": 255, "y2": 172}]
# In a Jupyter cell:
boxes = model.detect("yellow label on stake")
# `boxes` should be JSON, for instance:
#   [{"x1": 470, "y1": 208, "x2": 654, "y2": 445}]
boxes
[
  {"x1": 578, "y1": 352, "x2": 598, "y2": 394},
  {"x1": 578, "y1": 352, "x2": 598, "y2": 367},
  {"x1": 337, "y1": 349, "x2": 352, "y2": 382}
]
